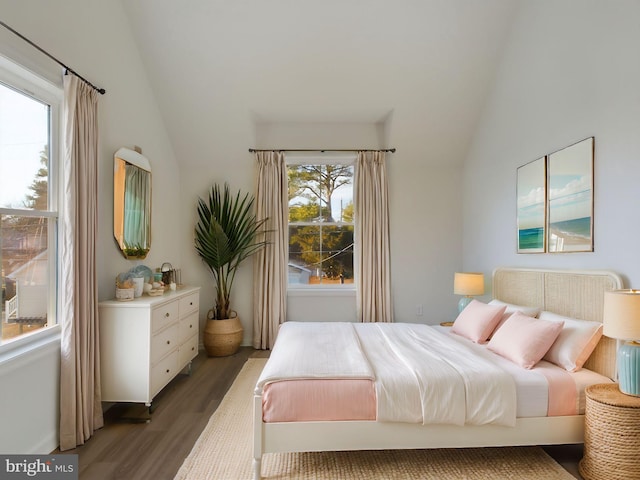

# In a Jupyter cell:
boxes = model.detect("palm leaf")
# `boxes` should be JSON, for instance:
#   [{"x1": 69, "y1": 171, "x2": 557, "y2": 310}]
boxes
[{"x1": 194, "y1": 183, "x2": 269, "y2": 319}]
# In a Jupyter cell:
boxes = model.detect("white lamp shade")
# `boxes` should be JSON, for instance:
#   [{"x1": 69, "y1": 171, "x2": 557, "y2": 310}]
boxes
[
  {"x1": 603, "y1": 289, "x2": 640, "y2": 340},
  {"x1": 454, "y1": 272, "x2": 485, "y2": 296}
]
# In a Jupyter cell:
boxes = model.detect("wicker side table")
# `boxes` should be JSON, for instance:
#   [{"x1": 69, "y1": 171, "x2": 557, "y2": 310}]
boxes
[{"x1": 579, "y1": 383, "x2": 640, "y2": 480}]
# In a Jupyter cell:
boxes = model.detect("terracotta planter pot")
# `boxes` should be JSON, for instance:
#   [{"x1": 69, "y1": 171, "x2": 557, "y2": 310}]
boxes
[{"x1": 203, "y1": 316, "x2": 243, "y2": 357}]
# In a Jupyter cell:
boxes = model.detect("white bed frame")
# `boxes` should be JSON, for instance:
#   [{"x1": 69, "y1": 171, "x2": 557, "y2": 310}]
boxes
[{"x1": 252, "y1": 267, "x2": 623, "y2": 479}]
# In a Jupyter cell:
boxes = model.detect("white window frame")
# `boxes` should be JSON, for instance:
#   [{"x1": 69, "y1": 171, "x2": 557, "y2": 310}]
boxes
[
  {"x1": 286, "y1": 153, "x2": 357, "y2": 293},
  {"x1": 0, "y1": 54, "x2": 62, "y2": 358}
]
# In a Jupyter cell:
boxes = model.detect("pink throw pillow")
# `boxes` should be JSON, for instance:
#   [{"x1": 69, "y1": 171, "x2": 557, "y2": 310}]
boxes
[
  {"x1": 451, "y1": 300, "x2": 507, "y2": 343},
  {"x1": 487, "y1": 312, "x2": 564, "y2": 369},
  {"x1": 490, "y1": 311, "x2": 513, "y2": 338},
  {"x1": 486, "y1": 300, "x2": 540, "y2": 339}
]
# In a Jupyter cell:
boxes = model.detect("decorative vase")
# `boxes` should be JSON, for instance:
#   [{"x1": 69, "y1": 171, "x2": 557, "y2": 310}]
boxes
[
  {"x1": 203, "y1": 315, "x2": 243, "y2": 357},
  {"x1": 132, "y1": 277, "x2": 144, "y2": 297}
]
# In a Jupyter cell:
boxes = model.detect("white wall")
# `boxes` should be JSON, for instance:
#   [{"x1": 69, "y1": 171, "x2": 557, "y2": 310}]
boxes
[
  {"x1": 0, "y1": 0, "x2": 180, "y2": 453},
  {"x1": 463, "y1": 0, "x2": 640, "y2": 292},
  {"x1": 0, "y1": 337, "x2": 59, "y2": 454},
  {"x1": 391, "y1": 163, "x2": 463, "y2": 322}
]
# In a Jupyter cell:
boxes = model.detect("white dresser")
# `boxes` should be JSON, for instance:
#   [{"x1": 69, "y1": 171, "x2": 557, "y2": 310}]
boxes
[{"x1": 99, "y1": 286, "x2": 200, "y2": 407}]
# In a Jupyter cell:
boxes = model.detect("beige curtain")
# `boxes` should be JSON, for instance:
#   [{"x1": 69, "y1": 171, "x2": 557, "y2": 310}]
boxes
[
  {"x1": 253, "y1": 151, "x2": 288, "y2": 349},
  {"x1": 59, "y1": 74, "x2": 103, "y2": 451},
  {"x1": 355, "y1": 151, "x2": 393, "y2": 323}
]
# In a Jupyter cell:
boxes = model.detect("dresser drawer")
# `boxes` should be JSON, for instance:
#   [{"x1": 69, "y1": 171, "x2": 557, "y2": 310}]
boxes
[
  {"x1": 179, "y1": 292, "x2": 199, "y2": 316},
  {"x1": 150, "y1": 350, "x2": 179, "y2": 398},
  {"x1": 151, "y1": 324, "x2": 179, "y2": 364},
  {"x1": 179, "y1": 311, "x2": 198, "y2": 343},
  {"x1": 99, "y1": 286, "x2": 200, "y2": 405},
  {"x1": 152, "y1": 301, "x2": 179, "y2": 333},
  {"x1": 179, "y1": 334, "x2": 199, "y2": 367}
]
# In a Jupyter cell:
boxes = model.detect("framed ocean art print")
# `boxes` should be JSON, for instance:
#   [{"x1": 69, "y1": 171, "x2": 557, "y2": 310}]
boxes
[
  {"x1": 517, "y1": 156, "x2": 546, "y2": 253},
  {"x1": 547, "y1": 137, "x2": 594, "y2": 253}
]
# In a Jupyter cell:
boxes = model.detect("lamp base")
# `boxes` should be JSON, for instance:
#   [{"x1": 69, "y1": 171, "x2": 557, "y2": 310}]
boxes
[
  {"x1": 618, "y1": 341, "x2": 640, "y2": 397},
  {"x1": 458, "y1": 296, "x2": 472, "y2": 314}
]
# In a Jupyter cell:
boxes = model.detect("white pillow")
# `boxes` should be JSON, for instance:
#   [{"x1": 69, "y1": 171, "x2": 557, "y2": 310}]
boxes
[
  {"x1": 450, "y1": 299, "x2": 507, "y2": 343},
  {"x1": 487, "y1": 312, "x2": 564, "y2": 369},
  {"x1": 488, "y1": 299, "x2": 541, "y2": 318},
  {"x1": 539, "y1": 311, "x2": 604, "y2": 372}
]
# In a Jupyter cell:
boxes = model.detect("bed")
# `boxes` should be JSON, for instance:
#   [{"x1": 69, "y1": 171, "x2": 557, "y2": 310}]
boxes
[{"x1": 252, "y1": 267, "x2": 623, "y2": 479}]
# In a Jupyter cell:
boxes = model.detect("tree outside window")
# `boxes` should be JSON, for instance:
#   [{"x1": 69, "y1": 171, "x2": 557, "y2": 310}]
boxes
[{"x1": 288, "y1": 164, "x2": 354, "y2": 286}]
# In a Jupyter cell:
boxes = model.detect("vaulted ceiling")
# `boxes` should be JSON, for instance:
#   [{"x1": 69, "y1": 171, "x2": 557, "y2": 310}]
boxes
[{"x1": 121, "y1": 0, "x2": 518, "y2": 166}]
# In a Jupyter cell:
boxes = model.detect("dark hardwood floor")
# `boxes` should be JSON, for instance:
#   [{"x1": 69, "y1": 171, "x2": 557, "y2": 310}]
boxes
[
  {"x1": 66, "y1": 347, "x2": 583, "y2": 479},
  {"x1": 65, "y1": 347, "x2": 262, "y2": 479}
]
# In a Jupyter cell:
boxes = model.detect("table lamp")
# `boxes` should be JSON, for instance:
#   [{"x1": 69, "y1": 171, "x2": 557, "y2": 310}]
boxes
[
  {"x1": 603, "y1": 289, "x2": 640, "y2": 396},
  {"x1": 454, "y1": 272, "x2": 484, "y2": 313}
]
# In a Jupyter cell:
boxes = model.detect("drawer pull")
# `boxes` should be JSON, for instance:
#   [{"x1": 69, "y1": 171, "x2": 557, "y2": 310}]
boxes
[
  {"x1": 166, "y1": 340, "x2": 171, "y2": 345},
  {"x1": 166, "y1": 369, "x2": 170, "y2": 373},
  {"x1": 189, "y1": 302, "x2": 193, "y2": 306},
  {"x1": 189, "y1": 324, "x2": 193, "y2": 329},
  {"x1": 165, "y1": 312, "x2": 170, "y2": 318},
  {"x1": 191, "y1": 346, "x2": 195, "y2": 351}
]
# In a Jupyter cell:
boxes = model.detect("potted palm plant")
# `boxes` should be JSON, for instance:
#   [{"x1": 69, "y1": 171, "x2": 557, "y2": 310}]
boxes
[{"x1": 195, "y1": 183, "x2": 268, "y2": 356}]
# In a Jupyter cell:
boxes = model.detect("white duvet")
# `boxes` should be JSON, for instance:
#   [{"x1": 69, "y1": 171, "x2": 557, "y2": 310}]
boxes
[{"x1": 256, "y1": 322, "x2": 517, "y2": 427}]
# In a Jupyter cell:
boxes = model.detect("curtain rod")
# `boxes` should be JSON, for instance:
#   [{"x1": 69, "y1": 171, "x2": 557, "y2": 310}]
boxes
[
  {"x1": 0, "y1": 20, "x2": 106, "y2": 95},
  {"x1": 249, "y1": 148, "x2": 396, "y2": 153}
]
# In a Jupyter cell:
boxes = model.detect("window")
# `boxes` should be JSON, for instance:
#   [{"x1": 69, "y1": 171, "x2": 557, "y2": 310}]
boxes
[
  {"x1": 288, "y1": 160, "x2": 355, "y2": 287},
  {"x1": 0, "y1": 58, "x2": 60, "y2": 345}
]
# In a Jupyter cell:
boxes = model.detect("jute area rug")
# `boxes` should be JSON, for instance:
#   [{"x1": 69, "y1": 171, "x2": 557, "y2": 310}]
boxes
[{"x1": 175, "y1": 358, "x2": 575, "y2": 480}]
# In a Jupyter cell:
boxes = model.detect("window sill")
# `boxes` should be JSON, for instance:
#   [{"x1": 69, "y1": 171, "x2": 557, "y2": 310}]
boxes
[
  {"x1": 287, "y1": 287, "x2": 356, "y2": 297},
  {"x1": 0, "y1": 325, "x2": 61, "y2": 367}
]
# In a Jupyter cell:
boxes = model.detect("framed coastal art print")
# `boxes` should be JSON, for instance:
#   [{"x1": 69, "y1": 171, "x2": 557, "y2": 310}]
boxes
[
  {"x1": 517, "y1": 157, "x2": 546, "y2": 253},
  {"x1": 547, "y1": 137, "x2": 594, "y2": 253}
]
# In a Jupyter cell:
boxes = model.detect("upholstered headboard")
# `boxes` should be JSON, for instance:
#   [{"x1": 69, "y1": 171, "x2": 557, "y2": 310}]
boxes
[{"x1": 493, "y1": 267, "x2": 623, "y2": 380}]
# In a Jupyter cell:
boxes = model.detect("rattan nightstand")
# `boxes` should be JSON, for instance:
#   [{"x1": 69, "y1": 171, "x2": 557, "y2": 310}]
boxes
[{"x1": 579, "y1": 383, "x2": 640, "y2": 480}]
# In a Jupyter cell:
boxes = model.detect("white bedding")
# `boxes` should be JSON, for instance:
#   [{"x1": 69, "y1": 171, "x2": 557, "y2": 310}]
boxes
[
  {"x1": 256, "y1": 321, "x2": 374, "y2": 388},
  {"x1": 257, "y1": 322, "x2": 517, "y2": 427},
  {"x1": 435, "y1": 325, "x2": 613, "y2": 416},
  {"x1": 356, "y1": 323, "x2": 516, "y2": 426}
]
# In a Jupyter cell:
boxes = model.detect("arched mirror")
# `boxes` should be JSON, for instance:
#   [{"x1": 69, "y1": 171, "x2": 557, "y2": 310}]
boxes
[{"x1": 113, "y1": 147, "x2": 151, "y2": 259}]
